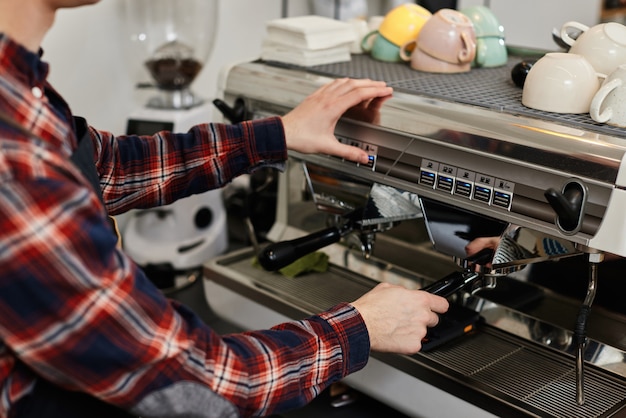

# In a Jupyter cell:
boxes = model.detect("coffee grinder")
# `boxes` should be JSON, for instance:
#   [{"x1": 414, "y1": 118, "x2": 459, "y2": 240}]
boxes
[
  {"x1": 123, "y1": 0, "x2": 218, "y2": 130},
  {"x1": 121, "y1": 0, "x2": 227, "y2": 292}
]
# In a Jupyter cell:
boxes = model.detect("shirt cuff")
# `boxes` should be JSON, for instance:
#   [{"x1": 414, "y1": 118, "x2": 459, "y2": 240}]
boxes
[
  {"x1": 245, "y1": 116, "x2": 288, "y2": 170},
  {"x1": 319, "y1": 302, "x2": 370, "y2": 377}
]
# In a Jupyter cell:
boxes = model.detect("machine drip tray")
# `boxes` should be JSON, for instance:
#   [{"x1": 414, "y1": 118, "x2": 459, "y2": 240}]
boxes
[
  {"x1": 204, "y1": 248, "x2": 626, "y2": 418},
  {"x1": 416, "y1": 331, "x2": 626, "y2": 417}
]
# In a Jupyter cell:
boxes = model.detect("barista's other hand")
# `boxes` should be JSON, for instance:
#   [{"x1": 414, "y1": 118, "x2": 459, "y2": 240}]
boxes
[
  {"x1": 465, "y1": 236, "x2": 501, "y2": 258},
  {"x1": 351, "y1": 283, "x2": 449, "y2": 355},
  {"x1": 281, "y1": 78, "x2": 393, "y2": 164}
]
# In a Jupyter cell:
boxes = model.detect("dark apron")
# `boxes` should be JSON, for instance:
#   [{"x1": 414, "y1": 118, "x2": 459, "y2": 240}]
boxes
[
  {"x1": 70, "y1": 117, "x2": 122, "y2": 245},
  {"x1": 11, "y1": 117, "x2": 133, "y2": 418}
]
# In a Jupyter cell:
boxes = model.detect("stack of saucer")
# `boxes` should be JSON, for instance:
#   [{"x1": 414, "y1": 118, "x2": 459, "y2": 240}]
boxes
[{"x1": 261, "y1": 15, "x2": 355, "y2": 66}]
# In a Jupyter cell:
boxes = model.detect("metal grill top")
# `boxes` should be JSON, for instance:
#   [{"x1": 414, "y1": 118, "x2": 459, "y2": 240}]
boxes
[{"x1": 267, "y1": 54, "x2": 626, "y2": 139}]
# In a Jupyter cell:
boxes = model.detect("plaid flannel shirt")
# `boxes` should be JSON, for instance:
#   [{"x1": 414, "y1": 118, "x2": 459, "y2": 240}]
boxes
[{"x1": 0, "y1": 33, "x2": 369, "y2": 417}]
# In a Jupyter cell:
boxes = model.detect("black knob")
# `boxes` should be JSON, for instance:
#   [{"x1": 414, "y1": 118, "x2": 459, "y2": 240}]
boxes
[
  {"x1": 544, "y1": 181, "x2": 586, "y2": 233},
  {"x1": 511, "y1": 60, "x2": 537, "y2": 88},
  {"x1": 212, "y1": 97, "x2": 250, "y2": 124}
]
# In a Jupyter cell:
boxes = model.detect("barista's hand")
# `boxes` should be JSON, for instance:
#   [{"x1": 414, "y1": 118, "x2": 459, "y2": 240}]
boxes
[
  {"x1": 281, "y1": 78, "x2": 393, "y2": 164},
  {"x1": 465, "y1": 236, "x2": 500, "y2": 257},
  {"x1": 351, "y1": 283, "x2": 449, "y2": 355}
]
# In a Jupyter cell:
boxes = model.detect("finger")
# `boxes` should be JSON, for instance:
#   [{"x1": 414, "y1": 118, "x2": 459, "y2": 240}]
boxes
[
  {"x1": 334, "y1": 85, "x2": 393, "y2": 113},
  {"x1": 430, "y1": 294, "x2": 450, "y2": 314},
  {"x1": 366, "y1": 94, "x2": 392, "y2": 112},
  {"x1": 314, "y1": 78, "x2": 360, "y2": 98},
  {"x1": 334, "y1": 81, "x2": 391, "y2": 100},
  {"x1": 429, "y1": 311, "x2": 441, "y2": 328},
  {"x1": 314, "y1": 78, "x2": 350, "y2": 95},
  {"x1": 324, "y1": 78, "x2": 385, "y2": 93},
  {"x1": 325, "y1": 140, "x2": 369, "y2": 163},
  {"x1": 351, "y1": 93, "x2": 391, "y2": 114},
  {"x1": 324, "y1": 78, "x2": 391, "y2": 101}
]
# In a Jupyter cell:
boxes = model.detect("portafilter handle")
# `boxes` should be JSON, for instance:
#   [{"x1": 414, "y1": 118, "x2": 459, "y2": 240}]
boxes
[
  {"x1": 257, "y1": 226, "x2": 345, "y2": 271},
  {"x1": 422, "y1": 270, "x2": 482, "y2": 298},
  {"x1": 423, "y1": 249, "x2": 497, "y2": 297}
]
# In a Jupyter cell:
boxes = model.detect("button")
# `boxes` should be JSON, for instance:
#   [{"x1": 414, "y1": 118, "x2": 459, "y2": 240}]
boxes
[{"x1": 31, "y1": 86, "x2": 43, "y2": 98}]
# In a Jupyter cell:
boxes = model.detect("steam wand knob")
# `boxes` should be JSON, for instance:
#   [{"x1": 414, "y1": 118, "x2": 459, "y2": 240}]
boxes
[
  {"x1": 212, "y1": 97, "x2": 249, "y2": 124},
  {"x1": 544, "y1": 180, "x2": 586, "y2": 233}
]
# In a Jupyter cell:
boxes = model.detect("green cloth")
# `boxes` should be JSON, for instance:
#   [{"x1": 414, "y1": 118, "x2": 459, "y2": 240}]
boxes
[{"x1": 253, "y1": 251, "x2": 329, "y2": 278}]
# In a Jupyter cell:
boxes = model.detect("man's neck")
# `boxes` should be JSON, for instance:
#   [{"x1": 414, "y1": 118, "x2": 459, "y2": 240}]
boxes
[{"x1": 0, "y1": 1, "x2": 54, "y2": 52}]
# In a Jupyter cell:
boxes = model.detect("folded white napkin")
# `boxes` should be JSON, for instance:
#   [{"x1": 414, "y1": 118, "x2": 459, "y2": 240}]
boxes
[
  {"x1": 261, "y1": 40, "x2": 351, "y2": 66},
  {"x1": 265, "y1": 15, "x2": 356, "y2": 50}
]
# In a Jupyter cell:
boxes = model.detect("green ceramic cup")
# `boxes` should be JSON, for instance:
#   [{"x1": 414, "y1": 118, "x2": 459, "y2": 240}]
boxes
[{"x1": 361, "y1": 30, "x2": 402, "y2": 62}]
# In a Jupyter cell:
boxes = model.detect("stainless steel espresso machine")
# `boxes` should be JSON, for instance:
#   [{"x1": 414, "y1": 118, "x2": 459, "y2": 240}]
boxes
[{"x1": 203, "y1": 54, "x2": 626, "y2": 417}]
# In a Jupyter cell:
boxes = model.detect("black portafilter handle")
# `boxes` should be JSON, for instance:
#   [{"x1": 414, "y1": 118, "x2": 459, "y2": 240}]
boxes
[
  {"x1": 257, "y1": 227, "x2": 342, "y2": 271},
  {"x1": 422, "y1": 270, "x2": 481, "y2": 298},
  {"x1": 422, "y1": 248, "x2": 494, "y2": 297}
]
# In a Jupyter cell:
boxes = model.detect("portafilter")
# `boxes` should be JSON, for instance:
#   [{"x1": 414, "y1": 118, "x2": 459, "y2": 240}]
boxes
[
  {"x1": 257, "y1": 162, "x2": 423, "y2": 271},
  {"x1": 419, "y1": 197, "x2": 582, "y2": 297}
]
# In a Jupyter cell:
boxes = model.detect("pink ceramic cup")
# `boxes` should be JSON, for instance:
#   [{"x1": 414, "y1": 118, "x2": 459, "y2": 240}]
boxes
[{"x1": 407, "y1": 8, "x2": 476, "y2": 73}]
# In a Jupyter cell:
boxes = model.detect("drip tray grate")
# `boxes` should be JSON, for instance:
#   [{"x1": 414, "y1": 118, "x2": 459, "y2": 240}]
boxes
[{"x1": 423, "y1": 332, "x2": 626, "y2": 417}]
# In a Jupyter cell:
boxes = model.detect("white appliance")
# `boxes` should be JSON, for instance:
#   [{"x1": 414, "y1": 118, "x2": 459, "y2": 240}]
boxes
[{"x1": 120, "y1": 0, "x2": 227, "y2": 292}]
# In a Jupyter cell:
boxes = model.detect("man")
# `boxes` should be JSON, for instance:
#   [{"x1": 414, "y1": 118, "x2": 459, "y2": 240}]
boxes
[{"x1": 0, "y1": 1, "x2": 449, "y2": 417}]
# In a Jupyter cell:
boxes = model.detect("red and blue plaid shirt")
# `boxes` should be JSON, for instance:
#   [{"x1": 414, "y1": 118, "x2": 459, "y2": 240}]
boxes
[{"x1": 0, "y1": 34, "x2": 369, "y2": 417}]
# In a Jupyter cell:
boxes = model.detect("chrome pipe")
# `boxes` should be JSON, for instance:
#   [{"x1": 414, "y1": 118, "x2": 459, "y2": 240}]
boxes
[{"x1": 576, "y1": 258, "x2": 599, "y2": 405}]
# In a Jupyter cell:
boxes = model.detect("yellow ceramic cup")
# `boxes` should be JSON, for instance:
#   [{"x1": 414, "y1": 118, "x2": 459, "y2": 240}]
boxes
[{"x1": 378, "y1": 3, "x2": 432, "y2": 47}]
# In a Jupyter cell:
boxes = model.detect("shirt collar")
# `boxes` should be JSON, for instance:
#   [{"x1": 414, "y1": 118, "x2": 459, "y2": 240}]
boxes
[{"x1": 0, "y1": 33, "x2": 50, "y2": 89}]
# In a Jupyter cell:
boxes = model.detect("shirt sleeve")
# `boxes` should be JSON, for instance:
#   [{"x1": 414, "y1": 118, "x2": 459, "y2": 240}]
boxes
[
  {"x1": 93, "y1": 117, "x2": 287, "y2": 215},
  {"x1": 0, "y1": 170, "x2": 370, "y2": 417},
  {"x1": 0, "y1": 116, "x2": 371, "y2": 417}
]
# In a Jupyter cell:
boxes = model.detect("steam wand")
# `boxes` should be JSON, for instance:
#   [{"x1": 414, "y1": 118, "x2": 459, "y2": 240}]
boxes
[
  {"x1": 575, "y1": 252, "x2": 602, "y2": 405},
  {"x1": 544, "y1": 181, "x2": 594, "y2": 404}
]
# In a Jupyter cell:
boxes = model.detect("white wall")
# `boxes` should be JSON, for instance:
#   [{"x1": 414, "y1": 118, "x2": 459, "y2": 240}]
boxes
[
  {"x1": 458, "y1": 0, "x2": 601, "y2": 50},
  {"x1": 42, "y1": 0, "x2": 603, "y2": 135},
  {"x1": 42, "y1": 1, "x2": 131, "y2": 134},
  {"x1": 42, "y1": 0, "x2": 301, "y2": 134}
]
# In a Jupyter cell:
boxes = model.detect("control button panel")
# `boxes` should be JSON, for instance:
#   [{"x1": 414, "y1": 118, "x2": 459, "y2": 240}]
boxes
[
  {"x1": 420, "y1": 159, "x2": 438, "y2": 188},
  {"x1": 474, "y1": 174, "x2": 494, "y2": 204},
  {"x1": 436, "y1": 164, "x2": 457, "y2": 194},
  {"x1": 337, "y1": 136, "x2": 378, "y2": 170},
  {"x1": 455, "y1": 169, "x2": 475, "y2": 199},
  {"x1": 419, "y1": 160, "x2": 514, "y2": 210},
  {"x1": 493, "y1": 179, "x2": 514, "y2": 209}
]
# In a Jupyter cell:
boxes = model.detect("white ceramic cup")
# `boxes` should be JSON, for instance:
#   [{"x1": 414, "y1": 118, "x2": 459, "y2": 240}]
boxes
[
  {"x1": 348, "y1": 18, "x2": 369, "y2": 54},
  {"x1": 560, "y1": 21, "x2": 626, "y2": 76},
  {"x1": 590, "y1": 64, "x2": 626, "y2": 127},
  {"x1": 522, "y1": 52, "x2": 602, "y2": 114},
  {"x1": 368, "y1": 15, "x2": 384, "y2": 31}
]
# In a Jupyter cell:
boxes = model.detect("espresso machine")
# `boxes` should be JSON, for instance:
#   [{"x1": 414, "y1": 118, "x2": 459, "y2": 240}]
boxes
[{"x1": 203, "y1": 53, "x2": 626, "y2": 417}]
